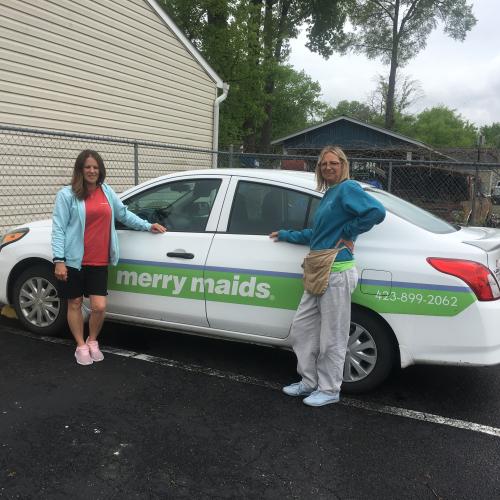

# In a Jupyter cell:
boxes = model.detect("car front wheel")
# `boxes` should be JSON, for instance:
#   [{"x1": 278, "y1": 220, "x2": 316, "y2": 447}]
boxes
[
  {"x1": 342, "y1": 307, "x2": 398, "y2": 393},
  {"x1": 12, "y1": 264, "x2": 67, "y2": 336}
]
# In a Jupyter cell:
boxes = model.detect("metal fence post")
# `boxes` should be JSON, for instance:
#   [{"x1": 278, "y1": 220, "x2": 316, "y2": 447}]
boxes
[
  {"x1": 470, "y1": 167, "x2": 478, "y2": 226},
  {"x1": 229, "y1": 144, "x2": 234, "y2": 169},
  {"x1": 470, "y1": 135, "x2": 484, "y2": 225},
  {"x1": 133, "y1": 142, "x2": 139, "y2": 185},
  {"x1": 387, "y1": 162, "x2": 393, "y2": 193}
]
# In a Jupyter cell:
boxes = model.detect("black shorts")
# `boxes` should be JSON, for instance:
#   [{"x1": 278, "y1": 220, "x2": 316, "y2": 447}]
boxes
[{"x1": 57, "y1": 265, "x2": 109, "y2": 299}]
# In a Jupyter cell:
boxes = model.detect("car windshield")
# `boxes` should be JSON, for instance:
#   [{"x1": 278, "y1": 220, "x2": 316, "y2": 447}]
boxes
[{"x1": 366, "y1": 188, "x2": 458, "y2": 234}]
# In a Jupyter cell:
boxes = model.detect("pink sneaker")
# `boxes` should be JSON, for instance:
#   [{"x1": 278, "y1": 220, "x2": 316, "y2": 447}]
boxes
[
  {"x1": 75, "y1": 345, "x2": 93, "y2": 365},
  {"x1": 86, "y1": 338, "x2": 104, "y2": 362}
]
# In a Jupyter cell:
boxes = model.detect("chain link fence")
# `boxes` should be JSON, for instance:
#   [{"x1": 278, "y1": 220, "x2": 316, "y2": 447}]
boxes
[
  {"x1": 219, "y1": 149, "x2": 500, "y2": 228},
  {"x1": 1, "y1": 125, "x2": 500, "y2": 233}
]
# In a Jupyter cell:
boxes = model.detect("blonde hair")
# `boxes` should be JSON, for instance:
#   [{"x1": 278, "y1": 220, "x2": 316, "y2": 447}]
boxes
[{"x1": 315, "y1": 145, "x2": 350, "y2": 191}]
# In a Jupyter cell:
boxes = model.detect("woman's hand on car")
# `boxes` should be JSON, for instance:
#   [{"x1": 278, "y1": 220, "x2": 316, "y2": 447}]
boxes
[
  {"x1": 269, "y1": 231, "x2": 280, "y2": 241},
  {"x1": 150, "y1": 223, "x2": 167, "y2": 233}
]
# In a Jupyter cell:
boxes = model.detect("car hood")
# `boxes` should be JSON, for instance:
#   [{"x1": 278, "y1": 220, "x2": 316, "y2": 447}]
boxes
[{"x1": 13, "y1": 219, "x2": 52, "y2": 231}]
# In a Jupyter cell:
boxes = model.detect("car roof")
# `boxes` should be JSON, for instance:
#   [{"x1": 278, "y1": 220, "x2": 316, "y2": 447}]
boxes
[
  {"x1": 121, "y1": 168, "x2": 369, "y2": 198},
  {"x1": 150, "y1": 168, "x2": 316, "y2": 189}
]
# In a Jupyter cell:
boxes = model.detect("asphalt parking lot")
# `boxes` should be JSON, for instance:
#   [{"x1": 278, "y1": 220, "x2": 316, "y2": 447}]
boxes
[{"x1": 1, "y1": 314, "x2": 500, "y2": 499}]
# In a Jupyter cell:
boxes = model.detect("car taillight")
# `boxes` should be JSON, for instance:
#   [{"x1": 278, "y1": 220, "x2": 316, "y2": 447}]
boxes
[{"x1": 427, "y1": 258, "x2": 500, "y2": 301}]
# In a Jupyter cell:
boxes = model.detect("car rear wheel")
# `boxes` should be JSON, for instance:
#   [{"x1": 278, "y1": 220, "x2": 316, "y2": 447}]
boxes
[
  {"x1": 342, "y1": 307, "x2": 398, "y2": 394},
  {"x1": 12, "y1": 264, "x2": 67, "y2": 336}
]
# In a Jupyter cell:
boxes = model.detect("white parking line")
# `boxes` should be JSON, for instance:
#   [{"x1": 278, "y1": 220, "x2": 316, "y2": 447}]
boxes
[{"x1": 6, "y1": 327, "x2": 500, "y2": 438}]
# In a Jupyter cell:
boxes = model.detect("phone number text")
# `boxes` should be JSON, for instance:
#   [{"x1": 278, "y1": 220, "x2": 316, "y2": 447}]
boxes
[{"x1": 375, "y1": 290, "x2": 458, "y2": 307}]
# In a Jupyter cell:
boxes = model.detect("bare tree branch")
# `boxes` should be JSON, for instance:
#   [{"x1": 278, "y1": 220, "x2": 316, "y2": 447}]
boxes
[
  {"x1": 400, "y1": 0, "x2": 422, "y2": 33},
  {"x1": 368, "y1": 0, "x2": 394, "y2": 21}
]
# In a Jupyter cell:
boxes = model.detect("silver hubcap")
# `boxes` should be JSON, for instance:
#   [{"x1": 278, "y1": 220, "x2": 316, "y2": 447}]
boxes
[
  {"x1": 18, "y1": 276, "x2": 60, "y2": 328},
  {"x1": 344, "y1": 322, "x2": 377, "y2": 382}
]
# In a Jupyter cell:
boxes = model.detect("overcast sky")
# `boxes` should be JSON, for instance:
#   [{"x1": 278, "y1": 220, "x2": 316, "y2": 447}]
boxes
[{"x1": 288, "y1": 0, "x2": 499, "y2": 127}]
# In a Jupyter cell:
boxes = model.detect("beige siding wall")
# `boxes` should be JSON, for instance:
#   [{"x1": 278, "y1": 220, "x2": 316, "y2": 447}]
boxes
[
  {"x1": 0, "y1": 0, "x2": 217, "y2": 145},
  {"x1": 0, "y1": 0, "x2": 221, "y2": 231}
]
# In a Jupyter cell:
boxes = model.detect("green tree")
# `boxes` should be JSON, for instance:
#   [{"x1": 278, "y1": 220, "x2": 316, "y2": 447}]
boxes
[
  {"x1": 320, "y1": 99, "x2": 380, "y2": 124},
  {"x1": 411, "y1": 106, "x2": 477, "y2": 147},
  {"x1": 257, "y1": 0, "x2": 353, "y2": 151},
  {"x1": 160, "y1": 0, "x2": 351, "y2": 152},
  {"x1": 480, "y1": 123, "x2": 500, "y2": 148},
  {"x1": 391, "y1": 111, "x2": 417, "y2": 137},
  {"x1": 339, "y1": 1, "x2": 476, "y2": 130},
  {"x1": 161, "y1": 0, "x2": 262, "y2": 147},
  {"x1": 270, "y1": 66, "x2": 325, "y2": 140},
  {"x1": 368, "y1": 73, "x2": 423, "y2": 117}
]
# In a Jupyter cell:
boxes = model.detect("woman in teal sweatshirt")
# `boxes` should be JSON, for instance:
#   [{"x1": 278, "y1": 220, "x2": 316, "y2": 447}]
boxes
[{"x1": 270, "y1": 146, "x2": 385, "y2": 407}]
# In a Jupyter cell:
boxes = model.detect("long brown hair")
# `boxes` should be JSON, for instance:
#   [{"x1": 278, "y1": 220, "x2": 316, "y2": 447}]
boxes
[
  {"x1": 71, "y1": 150, "x2": 106, "y2": 200},
  {"x1": 315, "y1": 145, "x2": 350, "y2": 192}
]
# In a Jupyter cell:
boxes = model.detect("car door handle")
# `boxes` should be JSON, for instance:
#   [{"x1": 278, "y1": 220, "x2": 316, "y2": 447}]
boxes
[{"x1": 167, "y1": 252, "x2": 194, "y2": 259}]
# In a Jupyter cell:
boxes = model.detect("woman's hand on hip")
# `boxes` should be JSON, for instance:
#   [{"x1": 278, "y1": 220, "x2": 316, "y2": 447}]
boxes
[
  {"x1": 54, "y1": 262, "x2": 68, "y2": 281},
  {"x1": 339, "y1": 238, "x2": 354, "y2": 252},
  {"x1": 150, "y1": 223, "x2": 167, "y2": 233}
]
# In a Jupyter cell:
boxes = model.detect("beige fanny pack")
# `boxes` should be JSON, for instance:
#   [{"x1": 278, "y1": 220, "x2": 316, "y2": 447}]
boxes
[{"x1": 302, "y1": 246, "x2": 346, "y2": 296}]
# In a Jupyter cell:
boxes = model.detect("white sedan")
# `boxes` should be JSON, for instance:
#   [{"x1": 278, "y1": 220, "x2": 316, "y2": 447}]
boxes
[{"x1": 1, "y1": 169, "x2": 500, "y2": 392}]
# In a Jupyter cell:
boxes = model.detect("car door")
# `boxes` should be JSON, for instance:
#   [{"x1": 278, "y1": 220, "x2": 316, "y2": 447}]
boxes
[
  {"x1": 205, "y1": 177, "x2": 320, "y2": 339},
  {"x1": 106, "y1": 175, "x2": 229, "y2": 326}
]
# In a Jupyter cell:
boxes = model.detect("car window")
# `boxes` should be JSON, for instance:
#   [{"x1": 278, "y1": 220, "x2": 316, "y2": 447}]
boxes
[
  {"x1": 367, "y1": 188, "x2": 458, "y2": 234},
  {"x1": 306, "y1": 197, "x2": 320, "y2": 228},
  {"x1": 122, "y1": 178, "x2": 222, "y2": 232},
  {"x1": 228, "y1": 181, "x2": 318, "y2": 235}
]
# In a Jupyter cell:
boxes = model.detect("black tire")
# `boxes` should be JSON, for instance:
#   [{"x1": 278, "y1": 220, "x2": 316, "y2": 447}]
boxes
[
  {"x1": 12, "y1": 264, "x2": 68, "y2": 336},
  {"x1": 342, "y1": 307, "x2": 398, "y2": 394}
]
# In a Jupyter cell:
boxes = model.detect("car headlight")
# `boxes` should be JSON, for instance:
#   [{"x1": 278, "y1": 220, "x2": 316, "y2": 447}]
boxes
[{"x1": 0, "y1": 228, "x2": 29, "y2": 252}]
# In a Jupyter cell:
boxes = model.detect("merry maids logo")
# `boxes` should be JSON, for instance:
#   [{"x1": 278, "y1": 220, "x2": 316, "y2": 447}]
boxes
[
  {"x1": 108, "y1": 262, "x2": 304, "y2": 310},
  {"x1": 114, "y1": 269, "x2": 271, "y2": 299}
]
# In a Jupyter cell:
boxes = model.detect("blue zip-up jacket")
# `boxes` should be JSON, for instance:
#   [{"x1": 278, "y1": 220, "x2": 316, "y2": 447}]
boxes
[
  {"x1": 51, "y1": 183, "x2": 152, "y2": 269},
  {"x1": 278, "y1": 180, "x2": 386, "y2": 262}
]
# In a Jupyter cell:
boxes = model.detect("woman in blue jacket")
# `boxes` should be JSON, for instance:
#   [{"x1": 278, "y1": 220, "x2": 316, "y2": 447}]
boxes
[
  {"x1": 270, "y1": 146, "x2": 385, "y2": 406},
  {"x1": 52, "y1": 150, "x2": 166, "y2": 365}
]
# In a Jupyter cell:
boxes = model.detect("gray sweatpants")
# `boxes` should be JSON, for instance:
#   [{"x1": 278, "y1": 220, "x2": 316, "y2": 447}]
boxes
[{"x1": 290, "y1": 267, "x2": 359, "y2": 394}]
